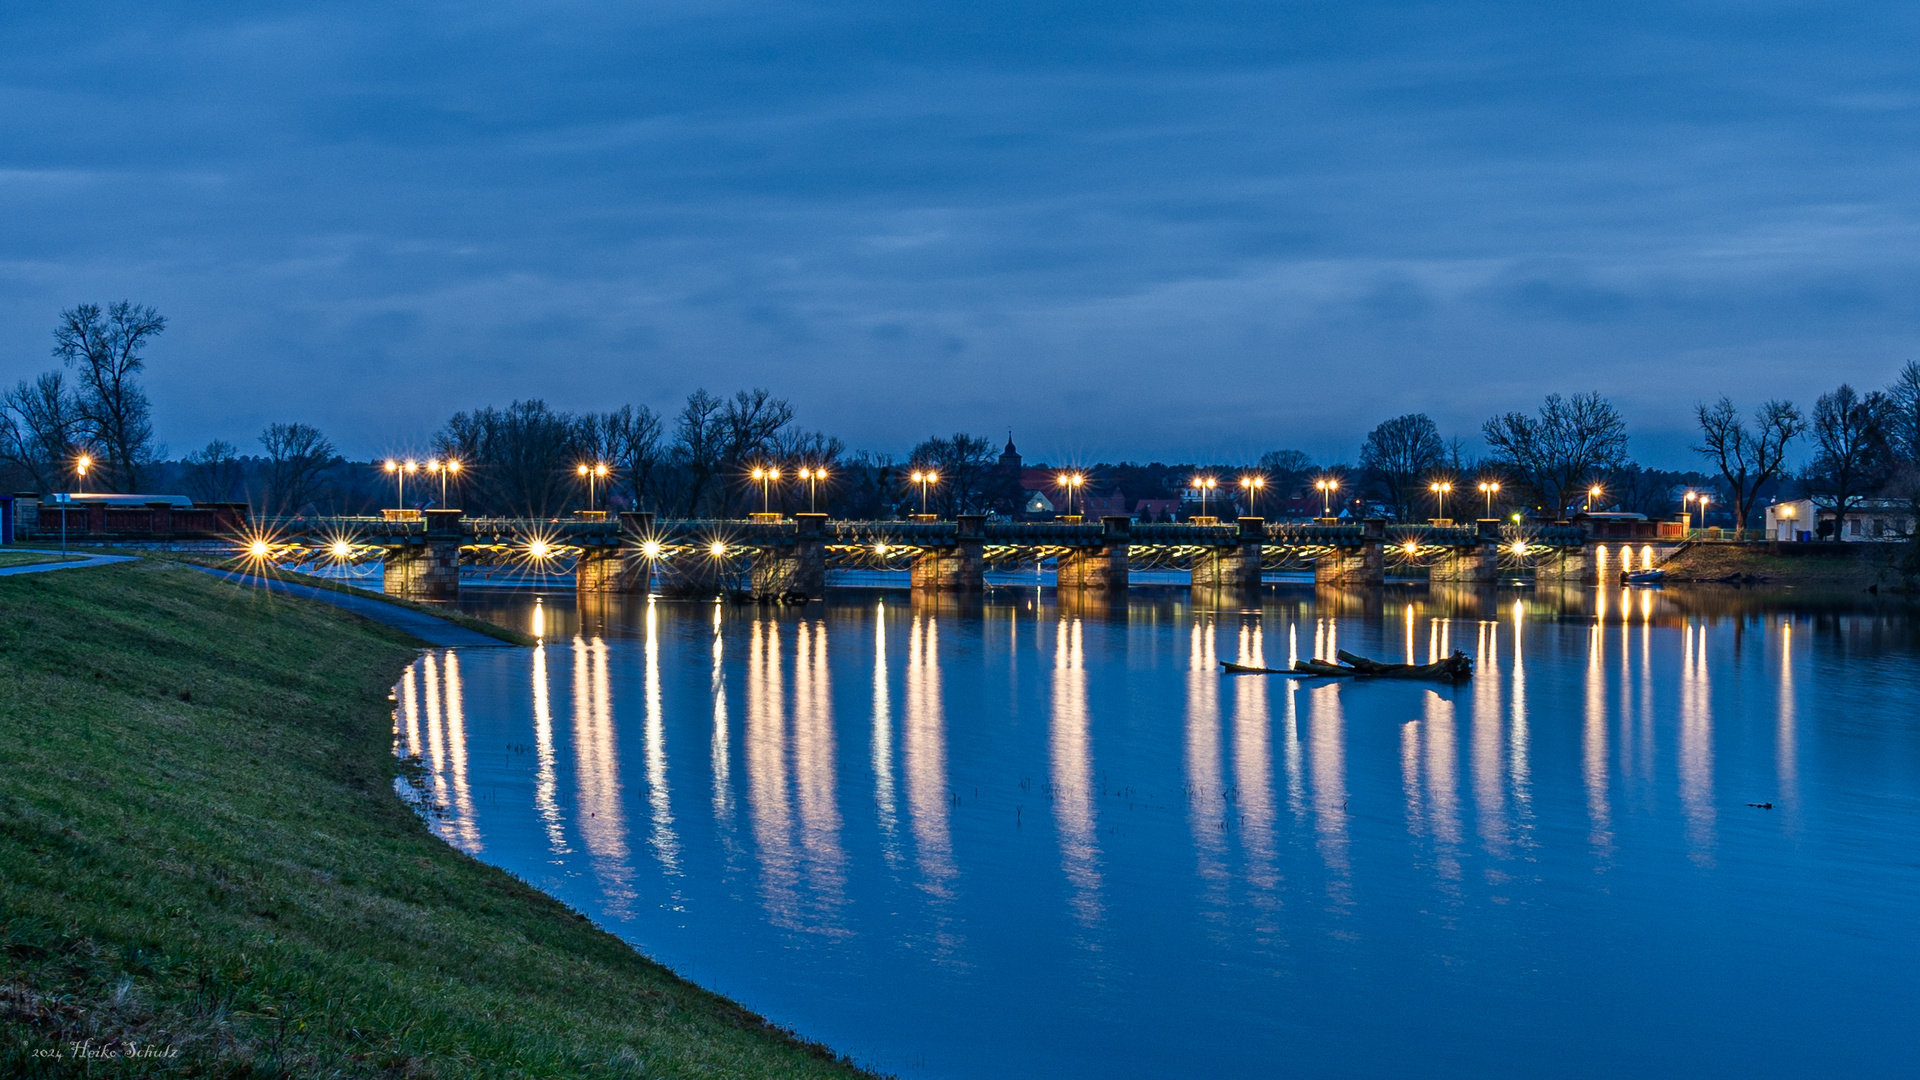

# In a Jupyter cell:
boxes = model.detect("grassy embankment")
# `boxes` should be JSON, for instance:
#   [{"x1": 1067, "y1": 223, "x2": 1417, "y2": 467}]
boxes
[
  {"x1": 0, "y1": 560, "x2": 872, "y2": 1077},
  {"x1": 1658, "y1": 540, "x2": 1919, "y2": 591},
  {"x1": 0, "y1": 552, "x2": 82, "y2": 570}
]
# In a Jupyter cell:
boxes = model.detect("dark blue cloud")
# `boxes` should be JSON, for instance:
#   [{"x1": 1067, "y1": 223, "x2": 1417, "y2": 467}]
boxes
[{"x1": 2, "y1": 0, "x2": 1918, "y2": 466}]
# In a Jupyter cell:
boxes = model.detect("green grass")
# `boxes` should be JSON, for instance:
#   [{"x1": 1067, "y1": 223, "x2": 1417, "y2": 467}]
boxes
[
  {"x1": 121, "y1": 549, "x2": 538, "y2": 646},
  {"x1": 0, "y1": 551, "x2": 82, "y2": 569},
  {"x1": 0, "y1": 561, "x2": 874, "y2": 1077}
]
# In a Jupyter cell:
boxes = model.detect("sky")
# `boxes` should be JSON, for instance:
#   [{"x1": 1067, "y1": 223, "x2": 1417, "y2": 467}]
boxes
[{"x1": 2, "y1": 0, "x2": 1918, "y2": 467}]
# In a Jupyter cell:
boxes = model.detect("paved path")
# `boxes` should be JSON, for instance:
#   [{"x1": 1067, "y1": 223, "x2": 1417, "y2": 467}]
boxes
[
  {"x1": 0, "y1": 549, "x2": 139, "y2": 577},
  {"x1": 186, "y1": 566, "x2": 511, "y2": 648}
]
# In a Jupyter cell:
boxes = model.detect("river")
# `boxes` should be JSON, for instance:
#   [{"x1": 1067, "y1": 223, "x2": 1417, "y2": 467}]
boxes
[{"x1": 393, "y1": 584, "x2": 1920, "y2": 1078}]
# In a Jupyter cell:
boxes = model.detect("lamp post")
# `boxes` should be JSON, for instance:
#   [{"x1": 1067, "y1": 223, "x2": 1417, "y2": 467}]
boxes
[
  {"x1": 750, "y1": 465, "x2": 780, "y2": 515},
  {"x1": 798, "y1": 467, "x2": 827, "y2": 512},
  {"x1": 74, "y1": 454, "x2": 91, "y2": 493},
  {"x1": 1586, "y1": 484, "x2": 1602, "y2": 513},
  {"x1": 1479, "y1": 480, "x2": 1500, "y2": 518},
  {"x1": 1239, "y1": 474, "x2": 1265, "y2": 515},
  {"x1": 1684, "y1": 490, "x2": 1697, "y2": 533},
  {"x1": 1056, "y1": 471, "x2": 1086, "y2": 516},
  {"x1": 577, "y1": 462, "x2": 609, "y2": 513},
  {"x1": 384, "y1": 459, "x2": 417, "y2": 511},
  {"x1": 444, "y1": 459, "x2": 460, "y2": 506},
  {"x1": 909, "y1": 470, "x2": 938, "y2": 516},
  {"x1": 1429, "y1": 480, "x2": 1453, "y2": 521},
  {"x1": 1192, "y1": 475, "x2": 1218, "y2": 519},
  {"x1": 1316, "y1": 478, "x2": 1339, "y2": 517}
]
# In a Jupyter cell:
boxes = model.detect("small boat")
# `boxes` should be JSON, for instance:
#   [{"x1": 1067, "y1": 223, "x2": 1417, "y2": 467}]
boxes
[{"x1": 1623, "y1": 569, "x2": 1667, "y2": 585}]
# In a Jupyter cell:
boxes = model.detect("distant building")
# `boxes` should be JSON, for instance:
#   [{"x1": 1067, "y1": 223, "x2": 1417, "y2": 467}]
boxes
[{"x1": 1765, "y1": 498, "x2": 1914, "y2": 542}]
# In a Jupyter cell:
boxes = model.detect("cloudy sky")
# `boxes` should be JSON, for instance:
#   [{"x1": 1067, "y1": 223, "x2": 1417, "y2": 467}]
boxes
[{"x1": 3, "y1": 1, "x2": 1917, "y2": 465}]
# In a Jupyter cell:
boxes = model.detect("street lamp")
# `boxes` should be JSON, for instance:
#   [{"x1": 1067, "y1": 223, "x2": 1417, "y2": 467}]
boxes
[
  {"x1": 798, "y1": 466, "x2": 828, "y2": 512},
  {"x1": 1192, "y1": 474, "x2": 1219, "y2": 519},
  {"x1": 909, "y1": 469, "x2": 938, "y2": 516},
  {"x1": 1586, "y1": 484, "x2": 1603, "y2": 513},
  {"x1": 749, "y1": 465, "x2": 781, "y2": 515},
  {"x1": 1429, "y1": 480, "x2": 1453, "y2": 520},
  {"x1": 384, "y1": 459, "x2": 418, "y2": 511},
  {"x1": 1684, "y1": 490, "x2": 1698, "y2": 532},
  {"x1": 74, "y1": 453, "x2": 91, "y2": 493},
  {"x1": 1056, "y1": 471, "x2": 1086, "y2": 516},
  {"x1": 1478, "y1": 480, "x2": 1500, "y2": 518},
  {"x1": 444, "y1": 459, "x2": 460, "y2": 505},
  {"x1": 1239, "y1": 474, "x2": 1265, "y2": 515},
  {"x1": 1316, "y1": 477, "x2": 1339, "y2": 517},
  {"x1": 577, "y1": 462, "x2": 610, "y2": 513}
]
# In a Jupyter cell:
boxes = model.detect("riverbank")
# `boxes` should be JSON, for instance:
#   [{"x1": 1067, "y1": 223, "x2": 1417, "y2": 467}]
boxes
[
  {"x1": 0, "y1": 560, "x2": 873, "y2": 1077},
  {"x1": 1657, "y1": 539, "x2": 1917, "y2": 590}
]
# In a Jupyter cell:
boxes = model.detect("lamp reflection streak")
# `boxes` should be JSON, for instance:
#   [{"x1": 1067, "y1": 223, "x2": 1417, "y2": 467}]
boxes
[
  {"x1": 1584, "y1": 625, "x2": 1613, "y2": 859},
  {"x1": 711, "y1": 604, "x2": 735, "y2": 828},
  {"x1": 400, "y1": 664, "x2": 422, "y2": 758},
  {"x1": 1471, "y1": 621, "x2": 1508, "y2": 857},
  {"x1": 746, "y1": 619, "x2": 801, "y2": 927},
  {"x1": 644, "y1": 601, "x2": 681, "y2": 877},
  {"x1": 1233, "y1": 623, "x2": 1279, "y2": 904},
  {"x1": 442, "y1": 652, "x2": 480, "y2": 851},
  {"x1": 1052, "y1": 617, "x2": 1103, "y2": 928},
  {"x1": 1308, "y1": 682, "x2": 1351, "y2": 908},
  {"x1": 1508, "y1": 600, "x2": 1534, "y2": 844},
  {"x1": 1680, "y1": 622, "x2": 1716, "y2": 864},
  {"x1": 573, "y1": 636, "x2": 634, "y2": 916},
  {"x1": 1778, "y1": 620, "x2": 1798, "y2": 811},
  {"x1": 796, "y1": 619, "x2": 848, "y2": 928},
  {"x1": 1186, "y1": 620, "x2": 1229, "y2": 909},
  {"x1": 905, "y1": 616, "x2": 957, "y2": 900},
  {"x1": 532, "y1": 644, "x2": 569, "y2": 857},
  {"x1": 873, "y1": 603, "x2": 902, "y2": 868}
]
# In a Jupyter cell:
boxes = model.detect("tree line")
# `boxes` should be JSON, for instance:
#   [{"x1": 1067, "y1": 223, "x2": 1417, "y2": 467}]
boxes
[{"x1": 5, "y1": 300, "x2": 1919, "y2": 538}]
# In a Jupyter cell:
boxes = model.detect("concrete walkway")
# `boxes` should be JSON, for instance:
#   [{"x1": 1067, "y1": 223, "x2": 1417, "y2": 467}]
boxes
[
  {"x1": 187, "y1": 567, "x2": 510, "y2": 648},
  {"x1": 0, "y1": 549, "x2": 139, "y2": 577}
]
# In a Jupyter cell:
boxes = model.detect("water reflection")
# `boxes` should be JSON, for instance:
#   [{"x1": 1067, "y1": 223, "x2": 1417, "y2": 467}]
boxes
[
  {"x1": 395, "y1": 585, "x2": 1920, "y2": 1080},
  {"x1": 1051, "y1": 617, "x2": 1102, "y2": 929}
]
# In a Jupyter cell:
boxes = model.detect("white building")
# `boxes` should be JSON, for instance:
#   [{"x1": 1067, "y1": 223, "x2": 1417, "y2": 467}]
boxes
[{"x1": 1764, "y1": 498, "x2": 1914, "y2": 542}]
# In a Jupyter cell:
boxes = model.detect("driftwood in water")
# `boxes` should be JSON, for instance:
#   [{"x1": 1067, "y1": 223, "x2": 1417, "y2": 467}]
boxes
[{"x1": 1280, "y1": 649, "x2": 1474, "y2": 683}]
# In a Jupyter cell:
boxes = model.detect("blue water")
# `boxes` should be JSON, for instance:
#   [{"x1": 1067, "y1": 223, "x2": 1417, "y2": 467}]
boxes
[{"x1": 397, "y1": 586, "x2": 1920, "y2": 1078}]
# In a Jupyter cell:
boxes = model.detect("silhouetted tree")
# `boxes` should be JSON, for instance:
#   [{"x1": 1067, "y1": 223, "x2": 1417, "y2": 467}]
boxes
[
  {"x1": 602, "y1": 404, "x2": 665, "y2": 512},
  {"x1": 1889, "y1": 360, "x2": 1920, "y2": 466},
  {"x1": 1482, "y1": 392, "x2": 1629, "y2": 518},
  {"x1": 1359, "y1": 413, "x2": 1444, "y2": 522},
  {"x1": 183, "y1": 439, "x2": 246, "y2": 503},
  {"x1": 1804, "y1": 384, "x2": 1892, "y2": 540},
  {"x1": 53, "y1": 301, "x2": 166, "y2": 491},
  {"x1": 672, "y1": 390, "x2": 727, "y2": 516},
  {"x1": 909, "y1": 433, "x2": 998, "y2": 515},
  {"x1": 0, "y1": 371, "x2": 83, "y2": 491},
  {"x1": 259, "y1": 423, "x2": 337, "y2": 515},
  {"x1": 1692, "y1": 397, "x2": 1806, "y2": 537}
]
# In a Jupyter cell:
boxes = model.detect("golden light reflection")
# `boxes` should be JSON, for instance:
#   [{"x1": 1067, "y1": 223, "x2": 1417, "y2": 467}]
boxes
[
  {"x1": 400, "y1": 663, "x2": 422, "y2": 758},
  {"x1": 1052, "y1": 616, "x2": 1103, "y2": 928},
  {"x1": 532, "y1": 643, "x2": 569, "y2": 856},
  {"x1": 872, "y1": 602, "x2": 901, "y2": 868},
  {"x1": 710, "y1": 600, "x2": 735, "y2": 828},
  {"x1": 1508, "y1": 600, "x2": 1533, "y2": 837},
  {"x1": 1308, "y1": 680, "x2": 1351, "y2": 908},
  {"x1": 573, "y1": 635, "x2": 635, "y2": 915},
  {"x1": 905, "y1": 615, "x2": 958, "y2": 909},
  {"x1": 1680, "y1": 622, "x2": 1715, "y2": 864},
  {"x1": 746, "y1": 618, "x2": 800, "y2": 927},
  {"x1": 644, "y1": 600, "x2": 682, "y2": 877},
  {"x1": 1472, "y1": 620, "x2": 1508, "y2": 857},
  {"x1": 795, "y1": 619, "x2": 847, "y2": 927},
  {"x1": 1186, "y1": 618, "x2": 1229, "y2": 912},
  {"x1": 1232, "y1": 621, "x2": 1279, "y2": 908},
  {"x1": 1584, "y1": 625, "x2": 1613, "y2": 859},
  {"x1": 1399, "y1": 691, "x2": 1462, "y2": 890},
  {"x1": 1778, "y1": 621, "x2": 1797, "y2": 806}
]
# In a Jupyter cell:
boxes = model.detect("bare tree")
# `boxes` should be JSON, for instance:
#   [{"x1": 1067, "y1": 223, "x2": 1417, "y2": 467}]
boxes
[
  {"x1": 260, "y1": 423, "x2": 337, "y2": 515},
  {"x1": 672, "y1": 389, "x2": 727, "y2": 515},
  {"x1": 1691, "y1": 397, "x2": 1806, "y2": 538},
  {"x1": 603, "y1": 404, "x2": 665, "y2": 512},
  {"x1": 1482, "y1": 392, "x2": 1629, "y2": 518},
  {"x1": 909, "y1": 433, "x2": 997, "y2": 515},
  {"x1": 1804, "y1": 384, "x2": 1892, "y2": 540},
  {"x1": 432, "y1": 400, "x2": 581, "y2": 516},
  {"x1": 53, "y1": 301, "x2": 166, "y2": 491},
  {"x1": 183, "y1": 439, "x2": 246, "y2": 503},
  {"x1": 1359, "y1": 413, "x2": 1444, "y2": 522},
  {"x1": 0, "y1": 372, "x2": 83, "y2": 491},
  {"x1": 1890, "y1": 360, "x2": 1920, "y2": 465}
]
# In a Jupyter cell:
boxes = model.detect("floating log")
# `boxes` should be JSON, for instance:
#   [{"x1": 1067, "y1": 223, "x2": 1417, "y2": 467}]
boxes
[{"x1": 1228, "y1": 648, "x2": 1476, "y2": 683}]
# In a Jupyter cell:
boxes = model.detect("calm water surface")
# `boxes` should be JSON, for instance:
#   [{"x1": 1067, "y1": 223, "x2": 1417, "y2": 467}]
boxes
[{"x1": 396, "y1": 586, "x2": 1920, "y2": 1078}]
